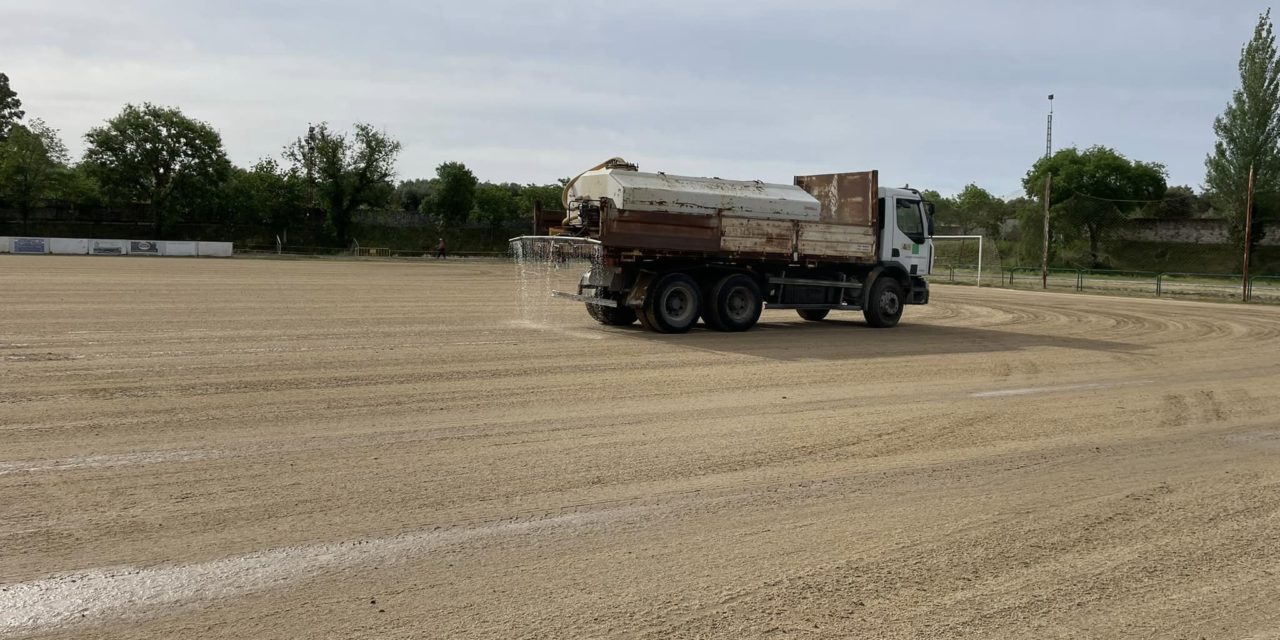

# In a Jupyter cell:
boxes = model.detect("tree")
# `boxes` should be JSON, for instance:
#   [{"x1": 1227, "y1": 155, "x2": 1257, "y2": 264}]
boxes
[
  {"x1": 221, "y1": 159, "x2": 309, "y2": 241},
  {"x1": 921, "y1": 189, "x2": 958, "y2": 231},
  {"x1": 0, "y1": 119, "x2": 69, "y2": 232},
  {"x1": 432, "y1": 161, "x2": 477, "y2": 226},
  {"x1": 1142, "y1": 185, "x2": 1200, "y2": 219},
  {"x1": 82, "y1": 103, "x2": 230, "y2": 237},
  {"x1": 1024, "y1": 146, "x2": 1167, "y2": 267},
  {"x1": 0, "y1": 73, "x2": 22, "y2": 140},
  {"x1": 394, "y1": 178, "x2": 436, "y2": 213},
  {"x1": 953, "y1": 184, "x2": 1008, "y2": 237},
  {"x1": 1206, "y1": 10, "x2": 1280, "y2": 249},
  {"x1": 520, "y1": 181, "x2": 566, "y2": 216},
  {"x1": 285, "y1": 122, "x2": 401, "y2": 246},
  {"x1": 55, "y1": 163, "x2": 104, "y2": 211},
  {"x1": 473, "y1": 181, "x2": 525, "y2": 238}
]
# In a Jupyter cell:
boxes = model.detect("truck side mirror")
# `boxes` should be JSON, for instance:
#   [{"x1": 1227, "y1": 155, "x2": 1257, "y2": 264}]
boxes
[{"x1": 924, "y1": 202, "x2": 936, "y2": 236}]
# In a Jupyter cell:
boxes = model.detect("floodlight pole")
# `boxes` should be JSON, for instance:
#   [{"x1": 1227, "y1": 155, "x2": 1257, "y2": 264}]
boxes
[
  {"x1": 1046, "y1": 94, "x2": 1054, "y2": 158},
  {"x1": 1243, "y1": 163, "x2": 1255, "y2": 302}
]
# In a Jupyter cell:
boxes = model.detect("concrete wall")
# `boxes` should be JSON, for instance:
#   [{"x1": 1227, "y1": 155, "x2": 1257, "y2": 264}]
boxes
[
  {"x1": 50, "y1": 238, "x2": 90, "y2": 254},
  {"x1": 2, "y1": 237, "x2": 233, "y2": 257},
  {"x1": 1115, "y1": 218, "x2": 1280, "y2": 246}
]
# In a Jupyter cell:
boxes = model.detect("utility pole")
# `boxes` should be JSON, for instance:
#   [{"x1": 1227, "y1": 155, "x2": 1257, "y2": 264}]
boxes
[
  {"x1": 1243, "y1": 163, "x2": 1256, "y2": 302},
  {"x1": 1042, "y1": 173, "x2": 1052, "y2": 289}
]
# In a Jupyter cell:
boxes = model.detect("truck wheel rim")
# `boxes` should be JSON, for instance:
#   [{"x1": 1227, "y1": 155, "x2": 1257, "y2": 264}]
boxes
[
  {"x1": 725, "y1": 287, "x2": 753, "y2": 323},
  {"x1": 880, "y1": 290, "x2": 901, "y2": 316},
  {"x1": 663, "y1": 287, "x2": 695, "y2": 324}
]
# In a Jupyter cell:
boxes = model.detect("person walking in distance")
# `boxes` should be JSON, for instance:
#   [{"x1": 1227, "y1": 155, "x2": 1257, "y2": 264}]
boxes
[{"x1": 435, "y1": 237, "x2": 447, "y2": 259}]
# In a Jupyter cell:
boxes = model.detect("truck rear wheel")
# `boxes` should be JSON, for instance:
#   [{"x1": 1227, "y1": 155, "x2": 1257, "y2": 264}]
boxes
[
  {"x1": 797, "y1": 309, "x2": 830, "y2": 322},
  {"x1": 643, "y1": 273, "x2": 701, "y2": 333},
  {"x1": 705, "y1": 274, "x2": 762, "y2": 332},
  {"x1": 863, "y1": 277, "x2": 904, "y2": 328},
  {"x1": 586, "y1": 303, "x2": 637, "y2": 326}
]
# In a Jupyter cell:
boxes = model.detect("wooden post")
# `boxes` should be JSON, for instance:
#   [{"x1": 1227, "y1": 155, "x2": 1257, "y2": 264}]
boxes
[
  {"x1": 1243, "y1": 164, "x2": 1255, "y2": 302},
  {"x1": 1042, "y1": 173, "x2": 1052, "y2": 289}
]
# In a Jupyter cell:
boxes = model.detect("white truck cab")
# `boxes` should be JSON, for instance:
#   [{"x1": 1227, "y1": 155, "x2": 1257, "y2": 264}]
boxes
[{"x1": 880, "y1": 188, "x2": 934, "y2": 280}]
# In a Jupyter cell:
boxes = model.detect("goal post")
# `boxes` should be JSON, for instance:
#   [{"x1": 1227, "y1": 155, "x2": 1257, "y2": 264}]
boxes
[{"x1": 930, "y1": 235, "x2": 991, "y2": 287}]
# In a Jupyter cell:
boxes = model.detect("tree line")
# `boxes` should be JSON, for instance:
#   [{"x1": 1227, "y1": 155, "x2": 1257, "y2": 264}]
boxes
[
  {"x1": 2, "y1": 10, "x2": 1278, "y2": 262},
  {"x1": 0, "y1": 76, "x2": 560, "y2": 248},
  {"x1": 927, "y1": 10, "x2": 1279, "y2": 269}
]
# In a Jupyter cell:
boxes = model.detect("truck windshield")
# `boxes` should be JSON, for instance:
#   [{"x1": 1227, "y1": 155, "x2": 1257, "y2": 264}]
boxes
[{"x1": 895, "y1": 199, "x2": 926, "y2": 244}]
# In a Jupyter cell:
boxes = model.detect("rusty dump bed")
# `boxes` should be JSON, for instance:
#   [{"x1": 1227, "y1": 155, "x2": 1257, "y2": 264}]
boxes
[{"x1": 587, "y1": 169, "x2": 879, "y2": 264}]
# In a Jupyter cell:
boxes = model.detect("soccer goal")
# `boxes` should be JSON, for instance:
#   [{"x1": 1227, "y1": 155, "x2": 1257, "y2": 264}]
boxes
[{"x1": 930, "y1": 235, "x2": 1001, "y2": 287}]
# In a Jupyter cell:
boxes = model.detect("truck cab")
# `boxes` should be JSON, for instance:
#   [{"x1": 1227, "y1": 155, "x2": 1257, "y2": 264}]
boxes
[{"x1": 880, "y1": 187, "x2": 934, "y2": 286}]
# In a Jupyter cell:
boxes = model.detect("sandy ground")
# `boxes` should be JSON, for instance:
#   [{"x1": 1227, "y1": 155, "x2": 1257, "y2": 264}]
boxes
[{"x1": 2, "y1": 255, "x2": 1280, "y2": 639}]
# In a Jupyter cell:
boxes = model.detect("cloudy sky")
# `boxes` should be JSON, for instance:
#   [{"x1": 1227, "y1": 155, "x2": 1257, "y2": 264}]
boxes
[{"x1": 1, "y1": 0, "x2": 1269, "y2": 196}]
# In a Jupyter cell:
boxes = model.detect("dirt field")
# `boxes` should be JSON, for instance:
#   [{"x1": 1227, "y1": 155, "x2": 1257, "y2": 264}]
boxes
[{"x1": 3, "y1": 256, "x2": 1280, "y2": 639}]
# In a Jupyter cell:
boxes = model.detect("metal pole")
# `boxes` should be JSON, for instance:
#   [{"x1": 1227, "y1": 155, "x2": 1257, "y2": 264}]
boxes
[
  {"x1": 1243, "y1": 164, "x2": 1255, "y2": 302},
  {"x1": 1042, "y1": 173, "x2": 1052, "y2": 289},
  {"x1": 1046, "y1": 94, "x2": 1054, "y2": 159},
  {"x1": 977, "y1": 237, "x2": 983, "y2": 288}
]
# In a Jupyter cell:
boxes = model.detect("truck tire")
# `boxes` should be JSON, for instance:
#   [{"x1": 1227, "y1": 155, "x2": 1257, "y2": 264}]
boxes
[
  {"x1": 586, "y1": 303, "x2": 637, "y2": 326},
  {"x1": 797, "y1": 309, "x2": 830, "y2": 322},
  {"x1": 706, "y1": 274, "x2": 762, "y2": 332},
  {"x1": 863, "y1": 277, "x2": 904, "y2": 328},
  {"x1": 643, "y1": 273, "x2": 701, "y2": 333}
]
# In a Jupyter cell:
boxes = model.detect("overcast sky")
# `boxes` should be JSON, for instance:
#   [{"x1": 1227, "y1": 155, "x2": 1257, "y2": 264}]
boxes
[{"x1": 1, "y1": 0, "x2": 1269, "y2": 197}]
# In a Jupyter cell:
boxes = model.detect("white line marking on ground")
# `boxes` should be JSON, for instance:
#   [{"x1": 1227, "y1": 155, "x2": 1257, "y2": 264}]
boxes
[
  {"x1": 971, "y1": 380, "x2": 1152, "y2": 398},
  {"x1": 0, "y1": 504, "x2": 655, "y2": 634}
]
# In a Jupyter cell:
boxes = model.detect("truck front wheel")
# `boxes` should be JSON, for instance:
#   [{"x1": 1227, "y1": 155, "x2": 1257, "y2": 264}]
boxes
[
  {"x1": 643, "y1": 273, "x2": 701, "y2": 333},
  {"x1": 863, "y1": 277, "x2": 904, "y2": 328}
]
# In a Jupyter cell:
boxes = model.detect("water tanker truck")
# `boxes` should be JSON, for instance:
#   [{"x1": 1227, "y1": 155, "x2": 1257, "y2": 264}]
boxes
[{"x1": 531, "y1": 158, "x2": 936, "y2": 333}]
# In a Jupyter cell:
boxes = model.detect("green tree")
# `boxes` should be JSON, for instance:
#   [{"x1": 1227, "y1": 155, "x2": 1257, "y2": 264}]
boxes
[
  {"x1": 954, "y1": 184, "x2": 1009, "y2": 239},
  {"x1": 55, "y1": 163, "x2": 104, "y2": 211},
  {"x1": 1142, "y1": 185, "x2": 1200, "y2": 219},
  {"x1": 923, "y1": 185, "x2": 1007, "y2": 237},
  {"x1": 1206, "y1": 10, "x2": 1280, "y2": 249},
  {"x1": 82, "y1": 103, "x2": 231, "y2": 237},
  {"x1": 1024, "y1": 146, "x2": 1167, "y2": 267},
  {"x1": 921, "y1": 189, "x2": 958, "y2": 231},
  {"x1": 519, "y1": 181, "x2": 566, "y2": 216},
  {"x1": 285, "y1": 122, "x2": 401, "y2": 246},
  {"x1": 0, "y1": 119, "x2": 68, "y2": 232},
  {"x1": 394, "y1": 178, "x2": 436, "y2": 213},
  {"x1": 0, "y1": 72, "x2": 22, "y2": 139},
  {"x1": 432, "y1": 161, "x2": 477, "y2": 226},
  {"x1": 473, "y1": 181, "x2": 525, "y2": 239},
  {"x1": 222, "y1": 159, "x2": 309, "y2": 241}
]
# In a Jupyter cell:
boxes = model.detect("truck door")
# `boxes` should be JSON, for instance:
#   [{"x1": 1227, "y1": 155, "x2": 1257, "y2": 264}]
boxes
[{"x1": 883, "y1": 196, "x2": 931, "y2": 276}]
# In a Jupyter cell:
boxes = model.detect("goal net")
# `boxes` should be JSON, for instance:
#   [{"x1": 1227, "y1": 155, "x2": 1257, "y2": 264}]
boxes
[{"x1": 930, "y1": 235, "x2": 1003, "y2": 287}]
